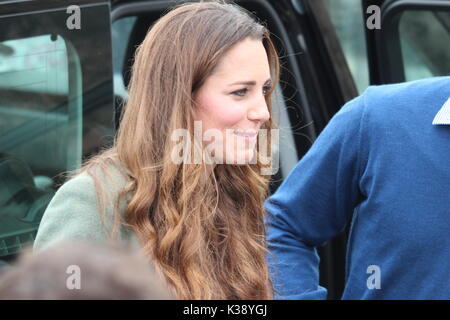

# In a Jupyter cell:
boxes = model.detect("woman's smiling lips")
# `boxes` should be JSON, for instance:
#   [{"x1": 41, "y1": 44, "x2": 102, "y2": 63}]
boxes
[{"x1": 233, "y1": 129, "x2": 258, "y2": 141}]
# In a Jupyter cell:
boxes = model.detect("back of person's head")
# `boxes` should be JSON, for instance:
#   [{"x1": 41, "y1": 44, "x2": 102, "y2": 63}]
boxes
[{"x1": 0, "y1": 241, "x2": 175, "y2": 300}]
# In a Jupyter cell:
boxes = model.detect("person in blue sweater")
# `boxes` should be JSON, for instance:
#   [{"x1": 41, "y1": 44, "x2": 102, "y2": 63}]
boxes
[{"x1": 265, "y1": 76, "x2": 450, "y2": 299}]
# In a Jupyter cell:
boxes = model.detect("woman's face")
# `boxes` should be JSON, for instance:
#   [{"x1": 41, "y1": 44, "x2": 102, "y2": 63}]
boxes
[{"x1": 194, "y1": 37, "x2": 272, "y2": 164}]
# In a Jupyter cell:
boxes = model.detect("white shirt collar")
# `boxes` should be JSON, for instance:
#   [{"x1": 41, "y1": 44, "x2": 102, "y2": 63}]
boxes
[{"x1": 432, "y1": 98, "x2": 450, "y2": 125}]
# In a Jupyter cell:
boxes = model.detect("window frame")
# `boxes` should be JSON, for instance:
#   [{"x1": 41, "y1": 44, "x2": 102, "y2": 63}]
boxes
[{"x1": 370, "y1": 0, "x2": 450, "y2": 84}]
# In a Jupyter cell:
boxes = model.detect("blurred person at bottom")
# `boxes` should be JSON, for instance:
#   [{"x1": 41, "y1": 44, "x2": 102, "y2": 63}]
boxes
[{"x1": 0, "y1": 241, "x2": 174, "y2": 299}]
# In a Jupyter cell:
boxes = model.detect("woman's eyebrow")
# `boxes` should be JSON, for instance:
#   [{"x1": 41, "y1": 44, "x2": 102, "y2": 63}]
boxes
[{"x1": 228, "y1": 78, "x2": 272, "y2": 87}]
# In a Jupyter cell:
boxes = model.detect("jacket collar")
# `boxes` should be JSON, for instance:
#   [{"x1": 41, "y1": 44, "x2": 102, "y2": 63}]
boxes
[{"x1": 432, "y1": 98, "x2": 450, "y2": 125}]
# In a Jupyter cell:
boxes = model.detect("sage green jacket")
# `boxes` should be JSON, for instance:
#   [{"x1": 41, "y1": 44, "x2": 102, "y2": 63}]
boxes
[{"x1": 33, "y1": 163, "x2": 140, "y2": 252}]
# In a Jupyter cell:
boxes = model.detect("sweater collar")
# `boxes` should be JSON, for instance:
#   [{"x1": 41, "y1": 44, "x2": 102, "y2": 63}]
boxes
[{"x1": 433, "y1": 97, "x2": 450, "y2": 125}]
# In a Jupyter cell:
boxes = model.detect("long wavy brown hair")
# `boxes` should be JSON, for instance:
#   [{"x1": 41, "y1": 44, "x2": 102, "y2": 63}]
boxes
[{"x1": 72, "y1": 0, "x2": 280, "y2": 299}]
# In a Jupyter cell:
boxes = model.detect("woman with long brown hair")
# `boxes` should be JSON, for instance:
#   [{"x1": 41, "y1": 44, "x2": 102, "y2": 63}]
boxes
[{"x1": 34, "y1": 0, "x2": 280, "y2": 299}]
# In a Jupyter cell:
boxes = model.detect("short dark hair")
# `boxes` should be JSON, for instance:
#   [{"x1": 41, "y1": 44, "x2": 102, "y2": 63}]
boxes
[{"x1": 0, "y1": 241, "x2": 175, "y2": 300}]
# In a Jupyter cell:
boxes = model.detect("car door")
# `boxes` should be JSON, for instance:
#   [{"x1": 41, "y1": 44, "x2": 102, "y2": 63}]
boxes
[
  {"x1": 0, "y1": 0, "x2": 114, "y2": 261},
  {"x1": 365, "y1": 0, "x2": 450, "y2": 84}
]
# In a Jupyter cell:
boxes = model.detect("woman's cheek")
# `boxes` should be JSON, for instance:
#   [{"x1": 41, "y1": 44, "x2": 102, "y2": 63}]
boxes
[
  {"x1": 196, "y1": 92, "x2": 246, "y2": 129},
  {"x1": 213, "y1": 101, "x2": 247, "y2": 127}
]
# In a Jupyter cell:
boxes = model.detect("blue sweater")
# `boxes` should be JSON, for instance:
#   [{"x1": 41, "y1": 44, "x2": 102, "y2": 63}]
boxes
[{"x1": 265, "y1": 76, "x2": 450, "y2": 299}]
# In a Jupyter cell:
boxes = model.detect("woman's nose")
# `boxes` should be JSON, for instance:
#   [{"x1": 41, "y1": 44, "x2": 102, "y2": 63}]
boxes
[{"x1": 248, "y1": 98, "x2": 270, "y2": 122}]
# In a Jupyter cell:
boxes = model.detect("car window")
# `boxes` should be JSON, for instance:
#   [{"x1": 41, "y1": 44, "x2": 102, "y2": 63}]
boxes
[
  {"x1": 399, "y1": 10, "x2": 450, "y2": 81},
  {"x1": 322, "y1": 0, "x2": 370, "y2": 93},
  {"x1": 112, "y1": 16, "x2": 137, "y2": 100},
  {"x1": 0, "y1": 3, "x2": 113, "y2": 257}
]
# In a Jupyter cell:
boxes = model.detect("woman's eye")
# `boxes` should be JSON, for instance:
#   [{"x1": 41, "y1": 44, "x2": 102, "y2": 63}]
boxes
[
  {"x1": 231, "y1": 88, "x2": 248, "y2": 97},
  {"x1": 263, "y1": 85, "x2": 272, "y2": 96}
]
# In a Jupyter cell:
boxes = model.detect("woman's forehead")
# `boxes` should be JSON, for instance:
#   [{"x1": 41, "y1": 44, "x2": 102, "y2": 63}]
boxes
[{"x1": 210, "y1": 39, "x2": 271, "y2": 82}]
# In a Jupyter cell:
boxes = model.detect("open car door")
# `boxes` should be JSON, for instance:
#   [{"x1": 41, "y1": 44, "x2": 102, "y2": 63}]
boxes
[
  {"x1": 365, "y1": 0, "x2": 450, "y2": 84},
  {"x1": 0, "y1": 0, "x2": 114, "y2": 258}
]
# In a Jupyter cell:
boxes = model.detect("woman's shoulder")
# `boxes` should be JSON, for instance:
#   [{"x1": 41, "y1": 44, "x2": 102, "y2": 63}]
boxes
[
  {"x1": 33, "y1": 155, "x2": 135, "y2": 252},
  {"x1": 73, "y1": 152, "x2": 131, "y2": 187},
  {"x1": 59, "y1": 154, "x2": 134, "y2": 219},
  {"x1": 53, "y1": 158, "x2": 131, "y2": 210}
]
